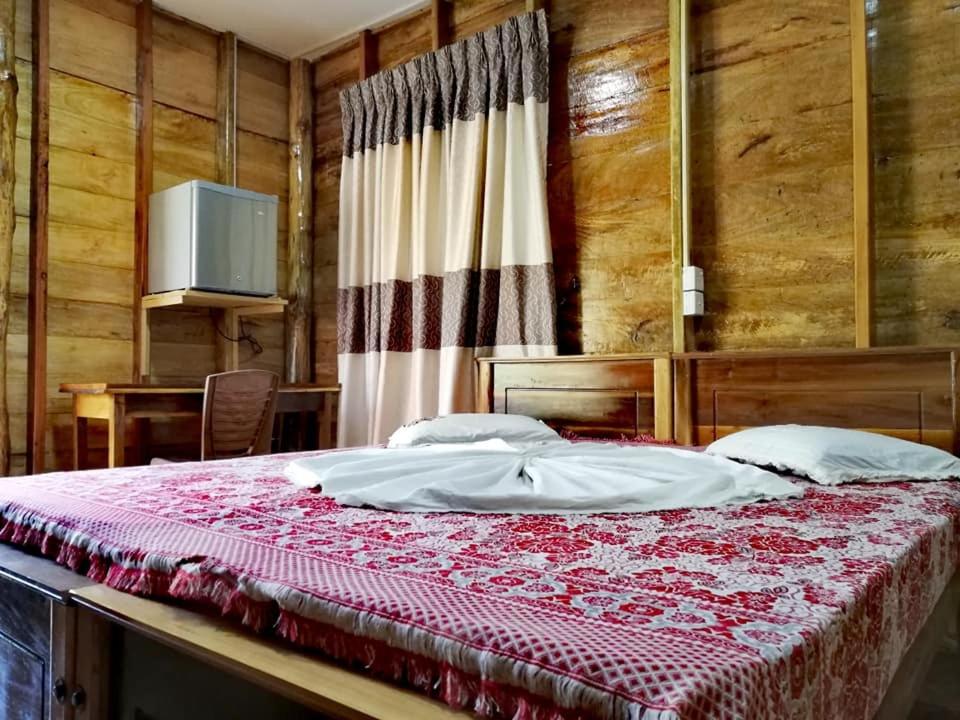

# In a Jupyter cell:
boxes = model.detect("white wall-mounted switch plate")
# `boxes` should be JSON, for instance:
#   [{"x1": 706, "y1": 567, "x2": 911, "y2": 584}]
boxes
[
  {"x1": 682, "y1": 265, "x2": 704, "y2": 293},
  {"x1": 683, "y1": 289, "x2": 704, "y2": 317}
]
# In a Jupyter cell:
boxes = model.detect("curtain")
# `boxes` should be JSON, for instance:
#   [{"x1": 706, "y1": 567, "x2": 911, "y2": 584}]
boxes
[{"x1": 337, "y1": 10, "x2": 557, "y2": 447}]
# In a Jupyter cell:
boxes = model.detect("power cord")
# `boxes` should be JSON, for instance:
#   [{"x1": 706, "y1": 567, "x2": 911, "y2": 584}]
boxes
[{"x1": 210, "y1": 310, "x2": 264, "y2": 355}]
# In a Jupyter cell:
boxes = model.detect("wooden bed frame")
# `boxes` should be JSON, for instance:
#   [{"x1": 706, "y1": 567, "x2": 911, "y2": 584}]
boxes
[
  {"x1": 673, "y1": 347, "x2": 960, "y2": 450},
  {"x1": 476, "y1": 353, "x2": 674, "y2": 440},
  {"x1": 1, "y1": 347, "x2": 958, "y2": 720}
]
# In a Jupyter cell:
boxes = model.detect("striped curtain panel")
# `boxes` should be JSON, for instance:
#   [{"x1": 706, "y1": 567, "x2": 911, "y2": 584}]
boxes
[{"x1": 337, "y1": 10, "x2": 557, "y2": 447}]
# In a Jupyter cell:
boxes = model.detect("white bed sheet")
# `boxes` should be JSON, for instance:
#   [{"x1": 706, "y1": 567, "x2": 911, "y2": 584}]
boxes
[{"x1": 285, "y1": 440, "x2": 801, "y2": 513}]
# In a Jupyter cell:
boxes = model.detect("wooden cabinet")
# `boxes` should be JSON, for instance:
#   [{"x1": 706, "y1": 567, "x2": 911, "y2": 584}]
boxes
[
  {"x1": 0, "y1": 573, "x2": 57, "y2": 720},
  {"x1": 0, "y1": 630, "x2": 46, "y2": 720},
  {"x1": 0, "y1": 546, "x2": 95, "y2": 720}
]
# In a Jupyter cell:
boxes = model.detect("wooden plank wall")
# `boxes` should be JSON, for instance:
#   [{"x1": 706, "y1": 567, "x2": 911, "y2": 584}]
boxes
[
  {"x1": 5, "y1": 0, "x2": 290, "y2": 471},
  {"x1": 870, "y1": 2, "x2": 960, "y2": 346},
  {"x1": 4, "y1": 0, "x2": 957, "y2": 468},
  {"x1": 311, "y1": 0, "x2": 959, "y2": 375},
  {"x1": 688, "y1": 0, "x2": 855, "y2": 350},
  {"x1": 149, "y1": 19, "x2": 290, "y2": 385},
  {"x1": 44, "y1": 0, "x2": 136, "y2": 471}
]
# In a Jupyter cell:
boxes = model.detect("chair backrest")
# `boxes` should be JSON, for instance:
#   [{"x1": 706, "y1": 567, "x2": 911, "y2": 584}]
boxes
[{"x1": 201, "y1": 370, "x2": 279, "y2": 461}]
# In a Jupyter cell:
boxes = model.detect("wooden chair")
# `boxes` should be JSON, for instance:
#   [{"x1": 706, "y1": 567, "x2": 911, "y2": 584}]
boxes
[{"x1": 201, "y1": 370, "x2": 279, "y2": 461}]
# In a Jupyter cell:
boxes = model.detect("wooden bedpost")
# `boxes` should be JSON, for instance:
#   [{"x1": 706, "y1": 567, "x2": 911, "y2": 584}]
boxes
[
  {"x1": 0, "y1": 0, "x2": 16, "y2": 476},
  {"x1": 285, "y1": 59, "x2": 314, "y2": 384}
]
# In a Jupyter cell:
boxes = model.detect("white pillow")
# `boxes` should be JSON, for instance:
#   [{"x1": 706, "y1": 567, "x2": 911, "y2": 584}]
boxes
[
  {"x1": 387, "y1": 413, "x2": 559, "y2": 448},
  {"x1": 705, "y1": 424, "x2": 960, "y2": 485}
]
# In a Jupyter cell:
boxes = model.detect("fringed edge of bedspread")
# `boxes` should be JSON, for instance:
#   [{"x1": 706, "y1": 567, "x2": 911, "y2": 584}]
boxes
[{"x1": 0, "y1": 508, "x2": 670, "y2": 720}]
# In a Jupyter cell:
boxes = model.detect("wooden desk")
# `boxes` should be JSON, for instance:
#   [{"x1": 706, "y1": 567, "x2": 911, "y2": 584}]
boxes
[{"x1": 60, "y1": 383, "x2": 340, "y2": 469}]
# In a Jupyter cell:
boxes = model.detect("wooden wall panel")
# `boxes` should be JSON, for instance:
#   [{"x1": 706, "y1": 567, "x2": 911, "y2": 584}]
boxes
[
  {"x1": 549, "y1": 11, "x2": 672, "y2": 355},
  {"x1": 450, "y1": 0, "x2": 524, "y2": 41},
  {"x1": 49, "y1": 0, "x2": 134, "y2": 93},
  {"x1": 689, "y1": 0, "x2": 854, "y2": 350},
  {"x1": 237, "y1": 43, "x2": 288, "y2": 141},
  {"x1": 153, "y1": 10, "x2": 216, "y2": 119},
  {"x1": 870, "y1": 2, "x2": 960, "y2": 346},
  {"x1": 147, "y1": 11, "x2": 217, "y2": 386},
  {"x1": 151, "y1": 104, "x2": 215, "y2": 191},
  {"x1": 312, "y1": 41, "x2": 357, "y2": 384},
  {"x1": 4, "y1": 0, "x2": 292, "y2": 470},
  {"x1": 375, "y1": 9, "x2": 430, "y2": 71},
  {"x1": 236, "y1": 128, "x2": 289, "y2": 375},
  {"x1": 46, "y1": 63, "x2": 135, "y2": 469}
]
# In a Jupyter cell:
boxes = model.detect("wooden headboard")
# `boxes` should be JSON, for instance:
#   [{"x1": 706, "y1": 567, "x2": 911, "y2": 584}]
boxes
[
  {"x1": 476, "y1": 354, "x2": 673, "y2": 440},
  {"x1": 675, "y1": 348, "x2": 960, "y2": 452}
]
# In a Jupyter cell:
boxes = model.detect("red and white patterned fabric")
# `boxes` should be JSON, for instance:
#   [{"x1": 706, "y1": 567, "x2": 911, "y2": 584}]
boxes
[{"x1": 0, "y1": 450, "x2": 958, "y2": 720}]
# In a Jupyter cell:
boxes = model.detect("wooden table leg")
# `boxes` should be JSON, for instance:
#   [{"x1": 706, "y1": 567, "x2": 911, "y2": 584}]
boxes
[
  {"x1": 318, "y1": 393, "x2": 334, "y2": 450},
  {"x1": 73, "y1": 415, "x2": 88, "y2": 471},
  {"x1": 107, "y1": 398, "x2": 126, "y2": 468},
  {"x1": 133, "y1": 418, "x2": 150, "y2": 465}
]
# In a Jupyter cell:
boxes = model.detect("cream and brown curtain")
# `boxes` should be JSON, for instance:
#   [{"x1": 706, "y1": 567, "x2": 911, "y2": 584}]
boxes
[{"x1": 337, "y1": 11, "x2": 556, "y2": 447}]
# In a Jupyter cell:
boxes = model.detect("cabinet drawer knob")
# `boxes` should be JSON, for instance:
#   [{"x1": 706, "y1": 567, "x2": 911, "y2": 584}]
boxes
[
  {"x1": 70, "y1": 687, "x2": 87, "y2": 708},
  {"x1": 53, "y1": 677, "x2": 68, "y2": 704}
]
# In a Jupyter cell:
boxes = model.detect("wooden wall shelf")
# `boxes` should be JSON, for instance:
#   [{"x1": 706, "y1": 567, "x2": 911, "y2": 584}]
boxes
[
  {"x1": 142, "y1": 289, "x2": 288, "y2": 312},
  {"x1": 140, "y1": 291, "x2": 289, "y2": 379}
]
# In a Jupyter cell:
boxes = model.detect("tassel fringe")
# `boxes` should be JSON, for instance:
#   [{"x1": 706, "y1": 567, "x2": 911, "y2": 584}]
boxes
[{"x1": 0, "y1": 511, "x2": 659, "y2": 720}]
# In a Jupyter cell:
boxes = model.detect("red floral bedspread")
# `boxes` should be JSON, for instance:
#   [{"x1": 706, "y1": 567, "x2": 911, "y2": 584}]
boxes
[{"x1": 1, "y1": 451, "x2": 958, "y2": 720}]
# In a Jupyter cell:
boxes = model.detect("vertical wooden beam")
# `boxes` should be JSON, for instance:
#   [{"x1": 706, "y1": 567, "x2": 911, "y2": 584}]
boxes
[
  {"x1": 214, "y1": 31, "x2": 238, "y2": 374},
  {"x1": 285, "y1": 59, "x2": 314, "y2": 384},
  {"x1": 653, "y1": 357, "x2": 674, "y2": 441},
  {"x1": 28, "y1": 0, "x2": 49, "y2": 474},
  {"x1": 0, "y1": 0, "x2": 16, "y2": 476},
  {"x1": 133, "y1": 0, "x2": 153, "y2": 382},
  {"x1": 49, "y1": 603, "x2": 77, "y2": 720},
  {"x1": 673, "y1": 357, "x2": 693, "y2": 446},
  {"x1": 525, "y1": 0, "x2": 545, "y2": 11},
  {"x1": 951, "y1": 350, "x2": 960, "y2": 456},
  {"x1": 430, "y1": 0, "x2": 450, "y2": 51},
  {"x1": 851, "y1": 0, "x2": 874, "y2": 348},
  {"x1": 73, "y1": 608, "x2": 112, "y2": 719},
  {"x1": 669, "y1": 0, "x2": 693, "y2": 353},
  {"x1": 216, "y1": 31, "x2": 237, "y2": 186},
  {"x1": 358, "y1": 29, "x2": 376, "y2": 80},
  {"x1": 215, "y1": 309, "x2": 240, "y2": 372}
]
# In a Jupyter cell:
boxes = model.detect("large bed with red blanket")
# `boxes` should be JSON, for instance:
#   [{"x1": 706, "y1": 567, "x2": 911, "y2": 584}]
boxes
[{"x1": 1, "y1": 447, "x2": 958, "y2": 720}]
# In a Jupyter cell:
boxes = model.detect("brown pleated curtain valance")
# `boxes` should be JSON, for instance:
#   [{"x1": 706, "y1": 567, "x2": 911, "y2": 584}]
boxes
[
  {"x1": 337, "y1": 10, "x2": 557, "y2": 447},
  {"x1": 340, "y1": 12, "x2": 550, "y2": 155}
]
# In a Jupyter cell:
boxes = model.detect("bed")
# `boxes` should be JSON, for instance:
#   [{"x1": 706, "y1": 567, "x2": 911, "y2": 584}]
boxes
[{"x1": 0, "y1": 348, "x2": 958, "y2": 720}]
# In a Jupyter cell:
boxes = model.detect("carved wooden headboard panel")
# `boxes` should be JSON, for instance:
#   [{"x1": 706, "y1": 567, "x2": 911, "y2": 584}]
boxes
[
  {"x1": 476, "y1": 355, "x2": 673, "y2": 440},
  {"x1": 675, "y1": 348, "x2": 960, "y2": 452}
]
